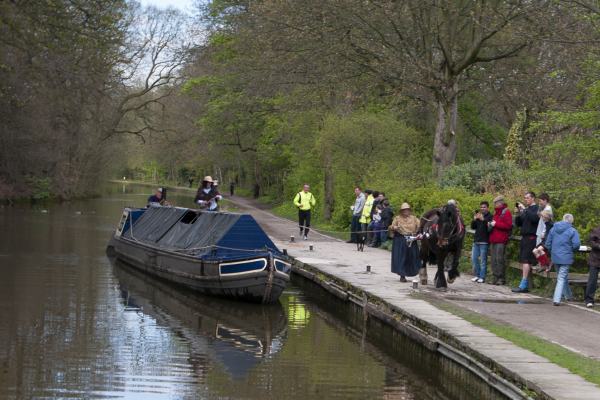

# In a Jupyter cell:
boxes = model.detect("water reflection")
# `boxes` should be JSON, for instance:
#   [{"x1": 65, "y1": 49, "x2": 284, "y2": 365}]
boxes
[{"x1": 113, "y1": 259, "x2": 287, "y2": 380}]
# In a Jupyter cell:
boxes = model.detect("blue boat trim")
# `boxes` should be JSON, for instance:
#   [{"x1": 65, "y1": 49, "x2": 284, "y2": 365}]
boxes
[{"x1": 219, "y1": 258, "x2": 267, "y2": 276}]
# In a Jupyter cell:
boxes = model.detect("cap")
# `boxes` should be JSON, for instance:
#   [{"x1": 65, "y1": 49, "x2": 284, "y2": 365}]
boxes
[
  {"x1": 400, "y1": 202, "x2": 411, "y2": 210},
  {"x1": 493, "y1": 195, "x2": 504, "y2": 204},
  {"x1": 203, "y1": 176, "x2": 214, "y2": 183}
]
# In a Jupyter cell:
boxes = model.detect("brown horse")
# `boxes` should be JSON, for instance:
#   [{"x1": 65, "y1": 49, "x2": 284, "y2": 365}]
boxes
[{"x1": 419, "y1": 204, "x2": 465, "y2": 289}]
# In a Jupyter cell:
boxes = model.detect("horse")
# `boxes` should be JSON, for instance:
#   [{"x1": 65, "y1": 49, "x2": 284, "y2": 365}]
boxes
[{"x1": 419, "y1": 204, "x2": 465, "y2": 289}]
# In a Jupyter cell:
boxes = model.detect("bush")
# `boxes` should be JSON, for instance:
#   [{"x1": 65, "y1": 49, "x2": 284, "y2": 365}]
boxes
[
  {"x1": 440, "y1": 159, "x2": 526, "y2": 194},
  {"x1": 25, "y1": 176, "x2": 52, "y2": 200}
]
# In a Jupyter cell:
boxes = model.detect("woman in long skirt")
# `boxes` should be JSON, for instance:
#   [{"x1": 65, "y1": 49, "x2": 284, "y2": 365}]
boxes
[{"x1": 390, "y1": 202, "x2": 421, "y2": 282}]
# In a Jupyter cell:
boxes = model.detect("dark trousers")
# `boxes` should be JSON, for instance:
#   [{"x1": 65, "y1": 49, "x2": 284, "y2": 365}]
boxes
[
  {"x1": 361, "y1": 223, "x2": 370, "y2": 243},
  {"x1": 490, "y1": 243, "x2": 507, "y2": 282},
  {"x1": 585, "y1": 265, "x2": 599, "y2": 304},
  {"x1": 298, "y1": 210, "x2": 311, "y2": 236},
  {"x1": 350, "y1": 215, "x2": 361, "y2": 243}
]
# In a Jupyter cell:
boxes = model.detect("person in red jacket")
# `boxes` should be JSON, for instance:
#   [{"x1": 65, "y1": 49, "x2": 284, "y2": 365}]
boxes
[{"x1": 488, "y1": 196, "x2": 513, "y2": 285}]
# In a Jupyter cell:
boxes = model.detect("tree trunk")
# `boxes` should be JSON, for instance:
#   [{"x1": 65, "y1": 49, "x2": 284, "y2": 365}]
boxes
[
  {"x1": 323, "y1": 152, "x2": 334, "y2": 221},
  {"x1": 432, "y1": 83, "x2": 459, "y2": 178},
  {"x1": 253, "y1": 159, "x2": 261, "y2": 198}
]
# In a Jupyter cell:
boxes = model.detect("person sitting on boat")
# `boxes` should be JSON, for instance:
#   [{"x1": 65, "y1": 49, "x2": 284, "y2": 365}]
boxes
[
  {"x1": 194, "y1": 176, "x2": 223, "y2": 211},
  {"x1": 147, "y1": 188, "x2": 166, "y2": 206}
]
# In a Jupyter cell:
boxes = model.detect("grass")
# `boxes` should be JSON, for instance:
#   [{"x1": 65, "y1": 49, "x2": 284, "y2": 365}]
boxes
[{"x1": 429, "y1": 298, "x2": 600, "y2": 387}]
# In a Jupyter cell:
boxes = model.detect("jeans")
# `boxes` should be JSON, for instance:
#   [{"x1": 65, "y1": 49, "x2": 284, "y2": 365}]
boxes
[
  {"x1": 379, "y1": 229, "x2": 388, "y2": 245},
  {"x1": 472, "y1": 243, "x2": 489, "y2": 280},
  {"x1": 585, "y1": 265, "x2": 599, "y2": 304},
  {"x1": 361, "y1": 223, "x2": 370, "y2": 243},
  {"x1": 350, "y1": 215, "x2": 361, "y2": 243},
  {"x1": 490, "y1": 243, "x2": 507, "y2": 282},
  {"x1": 553, "y1": 264, "x2": 573, "y2": 303},
  {"x1": 368, "y1": 221, "x2": 382, "y2": 245}
]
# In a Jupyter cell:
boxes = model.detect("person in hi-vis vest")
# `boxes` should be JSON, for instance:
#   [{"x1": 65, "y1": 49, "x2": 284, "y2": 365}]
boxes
[{"x1": 293, "y1": 184, "x2": 316, "y2": 240}]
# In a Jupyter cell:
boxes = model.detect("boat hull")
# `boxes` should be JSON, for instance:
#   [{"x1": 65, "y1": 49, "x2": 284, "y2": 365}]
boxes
[{"x1": 107, "y1": 235, "x2": 290, "y2": 304}]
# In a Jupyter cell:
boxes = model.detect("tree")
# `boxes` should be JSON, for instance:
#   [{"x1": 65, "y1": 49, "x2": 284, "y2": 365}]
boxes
[
  {"x1": 0, "y1": 1, "x2": 198, "y2": 199},
  {"x1": 105, "y1": 4, "x2": 194, "y2": 142},
  {"x1": 211, "y1": 0, "x2": 571, "y2": 176},
  {"x1": 0, "y1": 0, "x2": 130, "y2": 198}
]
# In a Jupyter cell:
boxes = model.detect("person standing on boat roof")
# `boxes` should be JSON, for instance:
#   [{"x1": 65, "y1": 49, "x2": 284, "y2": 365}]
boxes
[
  {"x1": 293, "y1": 184, "x2": 316, "y2": 240},
  {"x1": 147, "y1": 188, "x2": 165, "y2": 206},
  {"x1": 194, "y1": 176, "x2": 223, "y2": 211}
]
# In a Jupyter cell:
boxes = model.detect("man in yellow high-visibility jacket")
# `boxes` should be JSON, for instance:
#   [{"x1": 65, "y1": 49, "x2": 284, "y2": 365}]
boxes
[
  {"x1": 293, "y1": 184, "x2": 316, "y2": 240},
  {"x1": 359, "y1": 190, "x2": 374, "y2": 243}
]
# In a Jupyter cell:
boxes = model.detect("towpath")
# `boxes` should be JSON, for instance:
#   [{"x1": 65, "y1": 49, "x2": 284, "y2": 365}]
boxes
[{"x1": 229, "y1": 195, "x2": 600, "y2": 400}]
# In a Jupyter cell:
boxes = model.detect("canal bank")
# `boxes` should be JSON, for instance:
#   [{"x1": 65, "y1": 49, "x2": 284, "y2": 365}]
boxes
[{"x1": 224, "y1": 195, "x2": 600, "y2": 400}]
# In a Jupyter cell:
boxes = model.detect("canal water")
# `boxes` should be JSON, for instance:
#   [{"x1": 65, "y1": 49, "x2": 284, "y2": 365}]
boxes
[{"x1": 0, "y1": 184, "x2": 477, "y2": 399}]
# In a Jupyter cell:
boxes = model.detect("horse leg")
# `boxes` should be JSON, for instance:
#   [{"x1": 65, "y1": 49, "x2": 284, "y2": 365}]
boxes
[
  {"x1": 419, "y1": 259, "x2": 428, "y2": 285},
  {"x1": 434, "y1": 258, "x2": 447, "y2": 289},
  {"x1": 447, "y1": 248, "x2": 462, "y2": 284},
  {"x1": 419, "y1": 247, "x2": 429, "y2": 285}
]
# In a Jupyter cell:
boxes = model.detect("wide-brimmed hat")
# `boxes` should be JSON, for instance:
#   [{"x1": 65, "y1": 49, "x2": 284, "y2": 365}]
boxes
[
  {"x1": 493, "y1": 195, "x2": 504, "y2": 204},
  {"x1": 400, "y1": 202, "x2": 411, "y2": 210},
  {"x1": 202, "y1": 176, "x2": 214, "y2": 183}
]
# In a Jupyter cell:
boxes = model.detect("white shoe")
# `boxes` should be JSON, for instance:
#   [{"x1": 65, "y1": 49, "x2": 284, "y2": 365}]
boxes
[
  {"x1": 477, "y1": 278, "x2": 484, "y2": 283},
  {"x1": 303, "y1": 235, "x2": 308, "y2": 240},
  {"x1": 587, "y1": 303, "x2": 594, "y2": 308},
  {"x1": 471, "y1": 277, "x2": 478, "y2": 282}
]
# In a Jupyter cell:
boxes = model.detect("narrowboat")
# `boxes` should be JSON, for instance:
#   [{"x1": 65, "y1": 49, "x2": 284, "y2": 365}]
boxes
[{"x1": 106, "y1": 205, "x2": 291, "y2": 303}]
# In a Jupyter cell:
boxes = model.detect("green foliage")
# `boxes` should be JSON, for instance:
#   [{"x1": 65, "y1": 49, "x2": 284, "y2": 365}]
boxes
[
  {"x1": 440, "y1": 159, "x2": 526, "y2": 194},
  {"x1": 318, "y1": 110, "x2": 431, "y2": 185},
  {"x1": 387, "y1": 186, "x2": 484, "y2": 218},
  {"x1": 181, "y1": 75, "x2": 226, "y2": 96},
  {"x1": 526, "y1": 133, "x2": 600, "y2": 236},
  {"x1": 308, "y1": 109, "x2": 431, "y2": 226},
  {"x1": 25, "y1": 176, "x2": 52, "y2": 200},
  {"x1": 457, "y1": 94, "x2": 507, "y2": 160},
  {"x1": 523, "y1": 58, "x2": 600, "y2": 237},
  {"x1": 504, "y1": 108, "x2": 528, "y2": 164}
]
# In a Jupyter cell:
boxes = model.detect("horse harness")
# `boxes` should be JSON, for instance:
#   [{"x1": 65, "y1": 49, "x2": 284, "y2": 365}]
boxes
[{"x1": 424, "y1": 211, "x2": 464, "y2": 247}]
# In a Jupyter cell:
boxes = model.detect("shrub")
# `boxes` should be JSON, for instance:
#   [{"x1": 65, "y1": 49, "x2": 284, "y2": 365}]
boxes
[
  {"x1": 25, "y1": 176, "x2": 52, "y2": 200},
  {"x1": 440, "y1": 159, "x2": 527, "y2": 194}
]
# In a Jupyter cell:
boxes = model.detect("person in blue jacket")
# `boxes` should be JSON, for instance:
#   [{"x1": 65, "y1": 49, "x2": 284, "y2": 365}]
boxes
[{"x1": 545, "y1": 214, "x2": 581, "y2": 306}]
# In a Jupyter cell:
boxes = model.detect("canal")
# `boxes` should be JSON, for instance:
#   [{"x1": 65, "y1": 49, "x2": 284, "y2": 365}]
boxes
[{"x1": 0, "y1": 184, "x2": 482, "y2": 399}]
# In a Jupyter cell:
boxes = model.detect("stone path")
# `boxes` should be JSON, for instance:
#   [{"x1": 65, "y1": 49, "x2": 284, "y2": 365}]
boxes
[{"x1": 229, "y1": 195, "x2": 600, "y2": 400}]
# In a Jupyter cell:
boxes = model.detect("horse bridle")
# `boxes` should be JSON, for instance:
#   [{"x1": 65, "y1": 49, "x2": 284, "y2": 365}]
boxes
[{"x1": 426, "y1": 208, "x2": 463, "y2": 247}]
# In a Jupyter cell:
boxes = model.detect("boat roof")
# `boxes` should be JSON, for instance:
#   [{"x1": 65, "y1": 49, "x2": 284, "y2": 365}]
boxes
[{"x1": 121, "y1": 206, "x2": 283, "y2": 261}]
